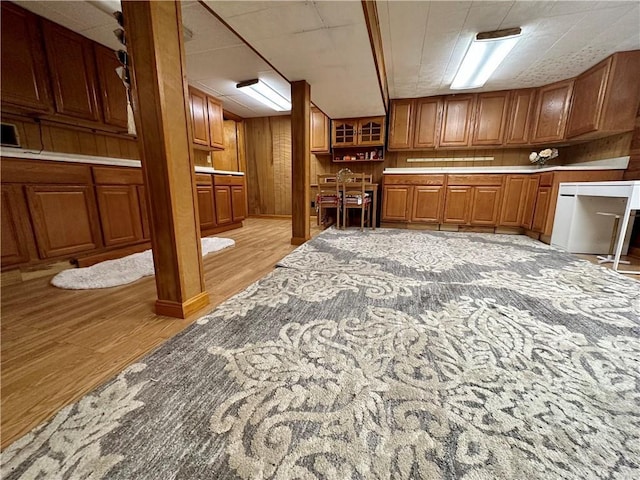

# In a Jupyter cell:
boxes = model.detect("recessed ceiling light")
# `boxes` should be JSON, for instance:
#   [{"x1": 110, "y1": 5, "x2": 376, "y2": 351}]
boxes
[
  {"x1": 451, "y1": 27, "x2": 522, "y2": 90},
  {"x1": 236, "y1": 79, "x2": 291, "y2": 112}
]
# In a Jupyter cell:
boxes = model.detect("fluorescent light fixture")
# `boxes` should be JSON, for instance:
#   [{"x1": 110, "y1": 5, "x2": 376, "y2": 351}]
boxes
[
  {"x1": 451, "y1": 27, "x2": 521, "y2": 90},
  {"x1": 236, "y1": 79, "x2": 291, "y2": 111}
]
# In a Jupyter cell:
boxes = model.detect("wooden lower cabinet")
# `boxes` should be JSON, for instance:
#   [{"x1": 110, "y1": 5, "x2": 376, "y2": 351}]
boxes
[
  {"x1": 196, "y1": 185, "x2": 216, "y2": 230},
  {"x1": 25, "y1": 184, "x2": 102, "y2": 258},
  {"x1": 214, "y1": 186, "x2": 233, "y2": 225},
  {"x1": 532, "y1": 186, "x2": 552, "y2": 232},
  {"x1": 231, "y1": 185, "x2": 246, "y2": 222},
  {"x1": 499, "y1": 175, "x2": 527, "y2": 226},
  {"x1": 470, "y1": 186, "x2": 502, "y2": 225},
  {"x1": 443, "y1": 186, "x2": 472, "y2": 224},
  {"x1": 96, "y1": 185, "x2": 144, "y2": 246},
  {"x1": 521, "y1": 176, "x2": 540, "y2": 229},
  {"x1": 382, "y1": 186, "x2": 411, "y2": 221},
  {"x1": 411, "y1": 186, "x2": 443, "y2": 223},
  {"x1": 1, "y1": 185, "x2": 33, "y2": 266}
]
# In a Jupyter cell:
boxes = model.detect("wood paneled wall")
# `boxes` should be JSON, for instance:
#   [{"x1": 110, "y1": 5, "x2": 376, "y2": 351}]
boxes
[
  {"x1": 2, "y1": 114, "x2": 138, "y2": 159},
  {"x1": 560, "y1": 132, "x2": 633, "y2": 166},
  {"x1": 386, "y1": 148, "x2": 532, "y2": 169},
  {"x1": 244, "y1": 116, "x2": 292, "y2": 216}
]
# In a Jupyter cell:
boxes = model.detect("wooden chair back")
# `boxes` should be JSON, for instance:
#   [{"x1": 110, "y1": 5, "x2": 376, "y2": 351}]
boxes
[
  {"x1": 316, "y1": 173, "x2": 340, "y2": 227},
  {"x1": 340, "y1": 172, "x2": 371, "y2": 230}
]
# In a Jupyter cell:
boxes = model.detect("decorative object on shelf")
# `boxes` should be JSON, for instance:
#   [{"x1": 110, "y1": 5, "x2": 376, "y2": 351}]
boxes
[{"x1": 529, "y1": 148, "x2": 558, "y2": 166}]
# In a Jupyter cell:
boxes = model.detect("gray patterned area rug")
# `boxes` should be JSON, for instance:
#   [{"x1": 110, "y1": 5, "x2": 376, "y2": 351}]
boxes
[{"x1": 3, "y1": 228, "x2": 640, "y2": 479}]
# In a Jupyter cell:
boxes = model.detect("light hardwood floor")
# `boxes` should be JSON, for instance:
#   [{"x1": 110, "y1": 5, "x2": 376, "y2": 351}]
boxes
[{"x1": 0, "y1": 217, "x2": 320, "y2": 449}]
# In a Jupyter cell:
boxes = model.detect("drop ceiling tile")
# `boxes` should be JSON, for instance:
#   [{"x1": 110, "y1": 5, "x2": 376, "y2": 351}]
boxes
[
  {"x1": 312, "y1": 0, "x2": 364, "y2": 28},
  {"x1": 182, "y1": 3, "x2": 244, "y2": 55},
  {"x1": 204, "y1": 1, "x2": 293, "y2": 19}
]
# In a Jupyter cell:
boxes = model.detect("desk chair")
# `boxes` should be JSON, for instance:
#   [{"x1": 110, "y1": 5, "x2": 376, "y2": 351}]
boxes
[
  {"x1": 340, "y1": 172, "x2": 371, "y2": 230},
  {"x1": 316, "y1": 174, "x2": 340, "y2": 228}
]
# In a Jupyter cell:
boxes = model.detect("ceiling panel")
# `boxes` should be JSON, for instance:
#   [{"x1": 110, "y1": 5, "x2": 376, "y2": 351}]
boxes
[{"x1": 379, "y1": 0, "x2": 640, "y2": 99}]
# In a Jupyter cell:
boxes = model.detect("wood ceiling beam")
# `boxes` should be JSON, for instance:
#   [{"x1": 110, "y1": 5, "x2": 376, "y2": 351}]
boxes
[
  {"x1": 122, "y1": 0, "x2": 209, "y2": 318},
  {"x1": 362, "y1": 0, "x2": 389, "y2": 114}
]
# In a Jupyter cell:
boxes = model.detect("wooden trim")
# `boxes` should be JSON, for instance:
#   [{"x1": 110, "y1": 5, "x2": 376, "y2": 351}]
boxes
[
  {"x1": 155, "y1": 291, "x2": 211, "y2": 319},
  {"x1": 223, "y1": 109, "x2": 244, "y2": 122},
  {"x1": 291, "y1": 236, "x2": 308, "y2": 246},
  {"x1": 361, "y1": 0, "x2": 389, "y2": 113},
  {"x1": 249, "y1": 214, "x2": 292, "y2": 219}
]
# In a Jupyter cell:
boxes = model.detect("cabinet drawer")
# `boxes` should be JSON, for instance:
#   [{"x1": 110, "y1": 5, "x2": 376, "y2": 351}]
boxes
[
  {"x1": 214, "y1": 174, "x2": 244, "y2": 186},
  {"x1": 539, "y1": 172, "x2": 554, "y2": 187},
  {"x1": 93, "y1": 166, "x2": 143, "y2": 185},
  {"x1": 447, "y1": 174, "x2": 503, "y2": 186},
  {"x1": 1, "y1": 159, "x2": 92, "y2": 184},
  {"x1": 384, "y1": 174, "x2": 445, "y2": 186},
  {"x1": 195, "y1": 173, "x2": 213, "y2": 185}
]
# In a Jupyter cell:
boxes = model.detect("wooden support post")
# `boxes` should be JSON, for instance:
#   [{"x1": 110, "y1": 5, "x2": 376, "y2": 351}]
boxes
[
  {"x1": 291, "y1": 80, "x2": 311, "y2": 245},
  {"x1": 122, "y1": 1, "x2": 209, "y2": 318}
]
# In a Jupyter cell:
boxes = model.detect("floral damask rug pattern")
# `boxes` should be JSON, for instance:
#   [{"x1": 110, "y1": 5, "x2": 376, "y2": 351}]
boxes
[{"x1": 2, "y1": 229, "x2": 639, "y2": 479}]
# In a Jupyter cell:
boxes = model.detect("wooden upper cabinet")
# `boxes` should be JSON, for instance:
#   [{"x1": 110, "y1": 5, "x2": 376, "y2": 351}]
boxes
[
  {"x1": 414, "y1": 97, "x2": 442, "y2": 149},
  {"x1": 332, "y1": 117, "x2": 385, "y2": 147},
  {"x1": 189, "y1": 87, "x2": 210, "y2": 146},
  {"x1": 472, "y1": 91, "x2": 509, "y2": 146},
  {"x1": 42, "y1": 20, "x2": 101, "y2": 122},
  {"x1": 358, "y1": 116, "x2": 385, "y2": 146},
  {"x1": 504, "y1": 89, "x2": 536, "y2": 145},
  {"x1": 440, "y1": 95, "x2": 474, "y2": 147},
  {"x1": 566, "y1": 51, "x2": 640, "y2": 139},
  {"x1": 94, "y1": 44, "x2": 128, "y2": 130},
  {"x1": 530, "y1": 79, "x2": 573, "y2": 143},
  {"x1": 0, "y1": 3, "x2": 52, "y2": 113},
  {"x1": 311, "y1": 107, "x2": 330, "y2": 153},
  {"x1": 332, "y1": 119, "x2": 358, "y2": 147},
  {"x1": 388, "y1": 99, "x2": 415, "y2": 150},
  {"x1": 207, "y1": 96, "x2": 224, "y2": 149}
]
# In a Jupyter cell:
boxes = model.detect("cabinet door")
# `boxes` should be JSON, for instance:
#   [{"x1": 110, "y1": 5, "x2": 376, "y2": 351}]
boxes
[
  {"x1": 214, "y1": 186, "x2": 233, "y2": 225},
  {"x1": 470, "y1": 186, "x2": 502, "y2": 226},
  {"x1": 311, "y1": 107, "x2": 330, "y2": 153},
  {"x1": 94, "y1": 43, "x2": 128, "y2": 129},
  {"x1": 0, "y1": 3, "x2": 52, "y2": 113},
  {"x1": 414, "y1": 97, "x2": 442, "y2": 148},
  {"x1": 521, "y1": 176, "x2": 540, "y2": 229},
  {"x1": 411, "y1": 186, "x2": 443, "y2": 223},
  {"x1": 43, "y1": 20, "x2": 101, "y2": 122},
  {"x1": 189, "y1": 87, "x2": 210, "y2": 146},
  {"x1": 26, "y1": 185, "x2": 102, "y2": 258},
  {"x1": 96, "y1": 185, "x2": 144, "y2": 246},
  {"x1": 565, "y1": 58, "x2": 610, "y2": 138},
  {"x1": 388, "y1": 100, "x2": 414, "y2": 150},
  {"x1": 504, "y1": 89, "x2": 536, "y2": 145},
  {"x1": 472, "y1": 92, "x2": 508, "y2": 146},
  {"x1": 332, "y1": 119, "x2": 358, "y2": 147},
  {"x1": 443, "y1": 186, "x2": 472, "y2": 224},
  {"x1": 358, "y1": 117, "x2": 385, "y2": 146},
  {"x1": 530, "y1": 79, "x2": 573, "y2": 143},
  {"x1": 499, "y1": 175, "x2": 526, "y2": 226},
  {"x1": 532, "y1": 186, "x2": 552, "y2": 232},
  {"x1": 207, "y1": 96, "x2": 225, "y2": 149},
  {"x1": 382, "y1": 186, "x2": 411, "y2": 221},
  {"x1": 197, "y1": 185, "x2": 216, "y2": 230},
  {"x1": 231, "y1": 185, "x2": 247, "y2": 222},
  {"x1": 440, "y1": 95, "x2": 474, "y2": 147},
  {"x1": 1, "y1": 185, "x2": 33, "y2": 266}
]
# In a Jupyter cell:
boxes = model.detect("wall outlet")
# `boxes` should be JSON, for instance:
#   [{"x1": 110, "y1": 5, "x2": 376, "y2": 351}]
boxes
[{"x1": 206, "y1": 154, "x2": 212, "y2": 165}]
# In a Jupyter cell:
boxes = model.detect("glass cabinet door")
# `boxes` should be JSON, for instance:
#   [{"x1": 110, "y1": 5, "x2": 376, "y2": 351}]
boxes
[
  {"x1": 332, "y1": 120, "x2": 358, "y2": 146},
  {"x1": 358, "y1": 117, "x2": 385, "y2": 145}
]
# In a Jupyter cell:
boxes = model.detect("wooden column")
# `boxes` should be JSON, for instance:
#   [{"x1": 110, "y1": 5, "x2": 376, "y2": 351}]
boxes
[
  {"x1": 291, "y1": 80, "x2": 311, "y2": 245},
  {"x1": 122, "y1": 1, "x2": 209, "y2": 318}
]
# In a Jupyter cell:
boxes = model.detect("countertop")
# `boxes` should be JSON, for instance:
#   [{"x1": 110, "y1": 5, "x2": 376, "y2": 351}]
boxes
[
  {"x1": 383, "y1": 157, "x2": 629, "y2": 175},
  {"x1": 0, "y1": 147, "x2": 245, "y2": 176}
]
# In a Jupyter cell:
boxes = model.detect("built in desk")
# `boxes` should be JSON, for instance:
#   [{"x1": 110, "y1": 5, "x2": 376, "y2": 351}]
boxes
[{"x1": 551, "y1": 181, "x2": 640, "y2": 273}]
